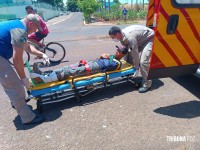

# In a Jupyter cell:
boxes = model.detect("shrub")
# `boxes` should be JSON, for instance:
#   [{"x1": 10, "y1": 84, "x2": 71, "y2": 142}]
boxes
[
  {"x1": 137, "y1": 10, "x2": 147, "y2": 20},
  {"x1": 127, "y1": 9, "x2": 137, "y2": 20},
  {"x1": 93, "y1": 4, "x2": 147, "y2": 22}
]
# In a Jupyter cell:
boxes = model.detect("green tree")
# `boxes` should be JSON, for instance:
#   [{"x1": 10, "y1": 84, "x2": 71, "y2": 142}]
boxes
[
  {"x1": 55, "y1": 0, "x2": 65, "y2": 8},
  {"x1": 67, "y1": 0, "x2": 79, "y2": 12},
  {"x1": 78, "y1": 0, "x2": 99, "y2": 23},
  {"x1": 40, "y1": 0, "x2": 64, "y2": 8},
  {"x1": 110, "y1": 3, "x2": 121, "y2": 20},
  {"x1": 113, "y1": 0, "x2": 120, "y2": 4}
]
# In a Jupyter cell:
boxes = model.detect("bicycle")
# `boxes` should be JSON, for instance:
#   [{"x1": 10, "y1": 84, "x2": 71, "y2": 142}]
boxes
[{"x1": 9, "y1": 39, "x2": 66, "y2": 66}]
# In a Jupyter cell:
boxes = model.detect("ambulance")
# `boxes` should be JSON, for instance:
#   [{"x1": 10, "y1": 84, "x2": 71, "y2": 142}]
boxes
[{"x1": 146, "y1": 0, "x2": 200, "y2": 79}]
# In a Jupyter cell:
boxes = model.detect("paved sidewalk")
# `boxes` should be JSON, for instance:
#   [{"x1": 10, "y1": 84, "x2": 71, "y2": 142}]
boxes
[
  {"x1": 45, "y1": 12, "x2": 146, "y2": 27},
  {"x1": 86, "y1": 20, "x2": 146, "y2": 26},
  {"x1": 84, "y1": 21, "x2": 115, "y2": 26},
  {"x1": 46, "y1": 12, "x2": 74, "y2": 26},
  {"x1": 46, "y1": 12, "x2": 114, "y2": 27},
  {"x1": 84, "y1": 16, "x2": 146, "y2": 26}
]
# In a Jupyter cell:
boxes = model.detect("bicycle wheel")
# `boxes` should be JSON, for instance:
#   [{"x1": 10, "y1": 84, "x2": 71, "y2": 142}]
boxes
[
  {"x1": 44, "y1": 42, "x2": 66, "y2": 63},
  {"x1": 8, "y1": 51, "x2": 30, "y2": 66}
]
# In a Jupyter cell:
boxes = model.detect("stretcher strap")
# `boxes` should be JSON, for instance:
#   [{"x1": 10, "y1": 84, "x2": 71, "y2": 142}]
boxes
[
  {"x1": 79, "y1": 60, "x2": 91, "y2": 76},
  {"x1": 79, "y1": 60, "x2": 87, "y2": 66},
  {"x1": 85, "y1": 64, "x2": 90, "y2": 76},
  {"x1": 113, "y1": 59, "x2": 122, "y2": 70}
]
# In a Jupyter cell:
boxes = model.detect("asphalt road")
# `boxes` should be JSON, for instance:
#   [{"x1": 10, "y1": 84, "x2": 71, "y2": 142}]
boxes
[{"x1": 0, "y1": 12, "x2": 200, "y2": 150}]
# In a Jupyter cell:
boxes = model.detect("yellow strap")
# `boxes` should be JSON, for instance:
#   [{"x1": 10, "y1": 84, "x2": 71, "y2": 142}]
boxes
[{"x1": 113, "y1": 59, "x2": 121, "y2": 70}]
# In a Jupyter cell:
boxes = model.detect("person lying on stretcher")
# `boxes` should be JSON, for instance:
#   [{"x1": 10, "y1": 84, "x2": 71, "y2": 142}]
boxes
[{"x1": 30, "y1": 50, "x2": 127, "y2": 84}]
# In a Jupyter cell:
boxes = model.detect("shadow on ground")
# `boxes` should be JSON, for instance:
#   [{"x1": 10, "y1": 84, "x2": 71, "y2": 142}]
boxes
[
  {"x1": 13, "y1": 78, "x2": 164, "y2": 130},
  {"x1": 49, "y1": 60, "x2": 69, "y2": 66},
  {"x1": 31, "y1": 60, "x2": 69, "y2": 68},
  {"x1": 154, "y1": 100, "x2": 200, "y2": 118},
  {"x1": 13, "y1": 109, "x2": 49, "y2": 130},
  {"x1": 172, "y1": 75, "x2": 200, "y2": 99},
  {"x1": 151, "y1": 78, "x2": 164, "y2": 91},
  {"x1": 41, "y1": 78, "x2": 163, "y2": 119},
  {"x1": 154, "y1": 75, "x2": 200, "y2": 119}
]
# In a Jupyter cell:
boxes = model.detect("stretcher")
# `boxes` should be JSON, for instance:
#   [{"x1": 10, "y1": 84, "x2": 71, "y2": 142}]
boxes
[{"x1": 27, "y1": 60, "x2": 137, "y2": 112}]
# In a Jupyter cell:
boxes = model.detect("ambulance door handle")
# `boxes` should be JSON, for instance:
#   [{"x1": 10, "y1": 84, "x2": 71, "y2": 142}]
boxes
[{"x1": 167, "y1": 15, "x2": 179, "y2": 34}]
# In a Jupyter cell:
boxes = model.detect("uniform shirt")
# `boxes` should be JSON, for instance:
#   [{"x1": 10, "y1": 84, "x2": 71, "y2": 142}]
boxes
[
  {"x1": 37, "y1": 15, "x2": 49, "y2": 35},
  {"x1": 0, "y1": 20, "x2": 27, "y2": 59},
  {"x1": 121, "y1": 25, "x2": 154, "y2": 69}
]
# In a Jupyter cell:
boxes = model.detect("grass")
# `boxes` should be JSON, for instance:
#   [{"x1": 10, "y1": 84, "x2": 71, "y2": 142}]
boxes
[
  {"x1": 91, "y1": 17, "x2": 146, "y2": 25},
  {"x1": 116, "y1": 20, "x2": 142, "y2": 25},
  {"x1": 116, "y1": 20, "x2": 145, "y2": 25}
]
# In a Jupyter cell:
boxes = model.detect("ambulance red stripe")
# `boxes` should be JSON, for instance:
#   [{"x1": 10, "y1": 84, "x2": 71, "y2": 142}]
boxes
[
  {"x1": 175, "y1": 30, "x2": 198, "y2": 63},
  {"x1": 179, "y1": 8, "x2": 200, "y2": 42},
  {"x1": 160, "y1": 5, "x2": 197, "y2": 64},
  {"x1": 156, "y1": 32, "x2": 182, "y2": 66},
  {"x1": 150, "y1": 52, "x2": 166, "y2": 69},
  {"x1": 149, "y1": 2, "x2": 154, "y2": 10},
  {"x1": 147, "y1": 14, "x2": 153, "y2": 21}
]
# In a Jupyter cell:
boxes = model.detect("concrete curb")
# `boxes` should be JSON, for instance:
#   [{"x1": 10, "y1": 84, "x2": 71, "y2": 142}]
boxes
[
  {"x1": 83, "y1": 20, "x2": 116, "y2": 26},
  {"x1": 83, "y1": 19, "x2": 146, "y2": 26}
]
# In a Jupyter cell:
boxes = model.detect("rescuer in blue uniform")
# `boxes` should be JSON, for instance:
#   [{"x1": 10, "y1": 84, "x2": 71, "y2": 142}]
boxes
[{"x1": 0, "y1": 14, "x2": 49, "y2": 125}]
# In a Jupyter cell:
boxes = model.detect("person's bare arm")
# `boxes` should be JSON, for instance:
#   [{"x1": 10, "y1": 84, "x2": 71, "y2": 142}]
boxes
[
  {"x1": 25, "y1": 42, "x2": 44, "y2": 57},
  {"x1": 25, "y1": 43, "x2": 50, "y2": 66},
  {"x1": 114, "y1": 45, "x2": 128, "y2": 60}
]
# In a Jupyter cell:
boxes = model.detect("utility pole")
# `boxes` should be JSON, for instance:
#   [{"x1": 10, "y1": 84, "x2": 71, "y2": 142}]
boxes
[
  {"x1": 136, "y1": 0, "x2": 138, "y2": 11},
  {"x1": 143, "y1": 0, "x2": 144, "y2": 10},
  {"x1": 131, "y1": 0, "x2": 133, "y2": 10},
  {"x1": 102, "y1": 0, "x2": 104, "y2": 10},
  {"x1": 108, "y1": 0, "x2": 110, "y2": 13}
]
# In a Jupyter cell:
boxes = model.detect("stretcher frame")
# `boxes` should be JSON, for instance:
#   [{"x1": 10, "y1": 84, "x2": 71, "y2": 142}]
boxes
[{"x1": 26, "y1": 61, "x2": 137, "y2": 113}]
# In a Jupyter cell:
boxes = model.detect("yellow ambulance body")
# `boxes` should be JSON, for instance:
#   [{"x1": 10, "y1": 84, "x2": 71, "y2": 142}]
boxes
[{"x1": 146, "y1": 0, "x2": 200, "y2": 79}]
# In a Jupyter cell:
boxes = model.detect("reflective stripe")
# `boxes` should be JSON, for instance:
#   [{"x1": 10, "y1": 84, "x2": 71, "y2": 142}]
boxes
[
  {"x1": 113, "y1": 59, "x2": 122, "y2": 70},
  {"x1": 85, "y1": 63, "x2": 91, "y2": 76},
  {"x1": 79, "y1": 60, "x2": 91, "y2": 75}
]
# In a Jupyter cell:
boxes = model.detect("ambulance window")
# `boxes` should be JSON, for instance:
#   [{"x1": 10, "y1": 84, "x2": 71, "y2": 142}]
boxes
[
  {"x1": 172, "y1": 0, "x2": 200, "y2": 8},
  {"x1": 176, "y1": 0, "x2": 200, "y2": 4}
]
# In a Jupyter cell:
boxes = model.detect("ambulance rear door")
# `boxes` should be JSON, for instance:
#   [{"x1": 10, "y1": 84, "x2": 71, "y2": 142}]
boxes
[{"x1": 146, "y1": 0, "x2": 200, "y2": 79}]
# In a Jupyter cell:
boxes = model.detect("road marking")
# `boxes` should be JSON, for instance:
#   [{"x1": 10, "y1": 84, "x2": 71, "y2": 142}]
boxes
[
  {"x1": 45, "y1": 35, "x2": 110, "y2": 43},
  {"x1": 46, "y1": 13, "x2": 74, "y2": 27},
  {"x1": 47, "y1": 18, "x2": 68, "y2": 26}
]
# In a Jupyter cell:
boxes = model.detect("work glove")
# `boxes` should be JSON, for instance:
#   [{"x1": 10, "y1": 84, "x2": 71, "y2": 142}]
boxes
[
  {"x1": 42, "y1": 53, "x2": 50, "y2": 66},
  {"x1": 21, "y1": 77, "x2": 30, "y2": 89},
  {"x1": 132, "y1": 69, "x2": 139, "y2": 78}
]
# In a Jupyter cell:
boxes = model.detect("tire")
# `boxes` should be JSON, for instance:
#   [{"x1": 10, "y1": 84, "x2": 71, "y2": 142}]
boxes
[
  {"x1": 8, "y1": 51, "x2": 30, "y2": 66},
  {"x1": 44, "y1": 42, "x2": 66, "y2": 63}
]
